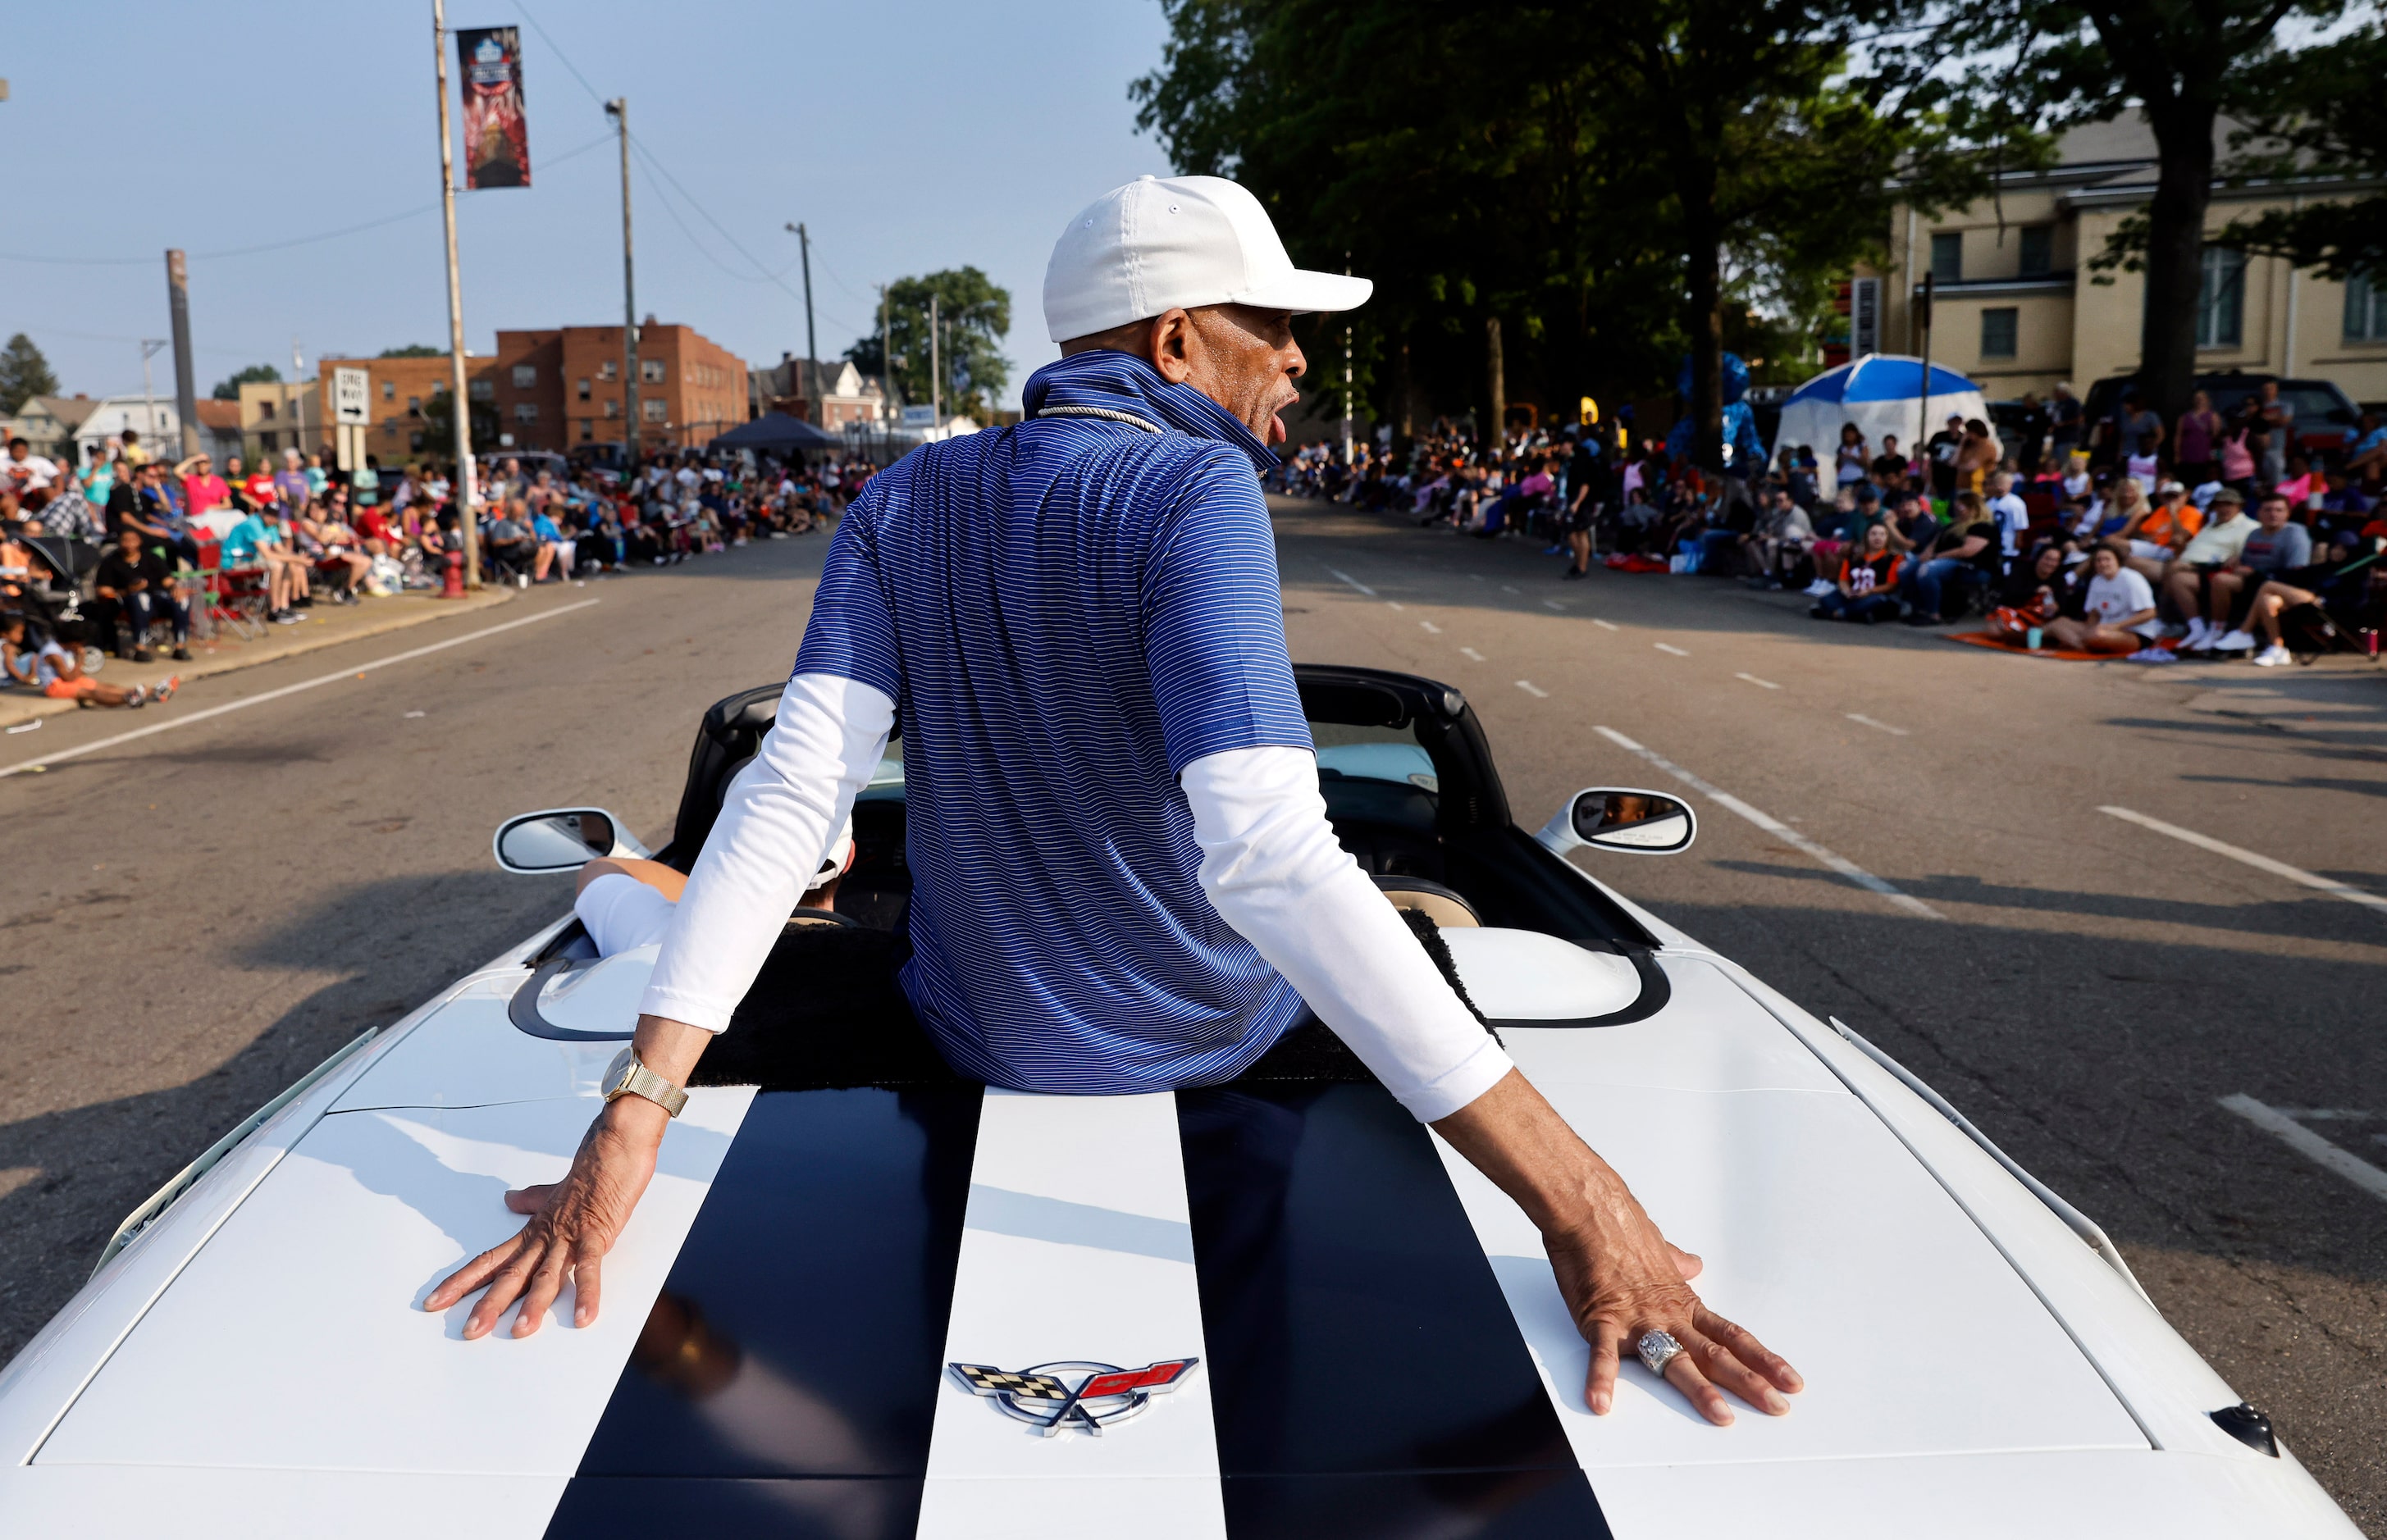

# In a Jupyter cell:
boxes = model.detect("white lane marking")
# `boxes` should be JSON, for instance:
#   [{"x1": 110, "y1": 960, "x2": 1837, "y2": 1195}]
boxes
[
  {"x1": 1501, "y1": 585, "x2": 1522, "y2": 594},
  {"x1": 1325, "y1": 567, "x2": 1376, "y2": 597},
  {"x1": 1460, "y1": 646, "x2": 1487, "y2": 662},
  {"x1": 1385, "y1": 601, "x2": 1406, "y2": 611},
  {"x1": 1593, "y1": 726, "x2": 1945, "y2": 920},
  {"x1": 2220, "y1": 1095, "x2": 2387, "y2": 1203},
  {"x1": 1591, "y1": 618, "x2": 1619, "y2": 631},
  {"x1": 1545, "y1": 599, "x2": 1570, "y2": 611},
  {"x1": 0, "y1": 599, "x2": 600, "y2": 781},
  {"x1": 2099, "y1": 805, "x2": 2387, "y2": 916},
  {"x1": 1735, "y1": 673, "x2": 1781, "y2": 690},
  {"x1": 1420, "y1": 621, "x2": 1444, "y2": 635},
  {"x1": 1516, "y1": 681, "x2": 1549, "y2": 698},
  {"x1": 1654, "y1": 643, "x2": 1690, "y2": 657},
  {"x1": 1847, "y1": 713, "x2": 1910, "y2": 736}
]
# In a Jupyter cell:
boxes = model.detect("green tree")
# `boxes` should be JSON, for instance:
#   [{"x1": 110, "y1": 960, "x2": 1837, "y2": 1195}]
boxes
[
  {"x1": 2203, "y1": 19, "x2": 2387, "y2": 280},
  {"x1": 1959, "y1": 0, "x2": 2346, "y2": 427},
  {"x1": 844, "y1": 267, "x2": 1011, "y2": 422},
  {"x1": 1132, "y1": 0, "x2": 1997, "y2": 466},
  {"x1": 0, "y1": 333, "x2": 61, "y2": 417},
  {"x1": 379, "y1": 344, "x2": 444, "y2": 358},
  {"x1": 212, "y1": 362, "x2": 281, "y2": 400}
]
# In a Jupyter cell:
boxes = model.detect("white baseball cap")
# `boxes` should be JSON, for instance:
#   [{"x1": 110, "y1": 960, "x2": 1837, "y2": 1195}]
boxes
[{"x1": 1043, "y1": 174, "x2": 1373, "y2": 343}]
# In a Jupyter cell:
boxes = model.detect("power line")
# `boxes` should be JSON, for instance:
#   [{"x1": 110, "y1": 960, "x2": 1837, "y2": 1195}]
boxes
[{"x1": 0, "y1": 130, "x2": 615, "y2": 269}]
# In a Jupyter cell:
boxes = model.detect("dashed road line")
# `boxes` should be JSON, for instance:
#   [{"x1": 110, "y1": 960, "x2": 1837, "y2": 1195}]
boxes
[
  {"x1": 1544, "y1": 599, "x2": 1568, "y2": 612},
  {"x1": 1500, "y1": 585, "x2": 1522, "y2": 595},
  {"x1": 1847, "y1": 713, "x2": 1910, "y2": 736},
  {"x1": 1516, "y1": 681, "x2": 1549, "y2": 699},
  {"x1": 2099, "y1": 805, "x2": 2387, "y2": 917},
  {"x1": 1654, "y1": 643, "x2": 1690, "y2": 658},
  {"x1": 2220, "y1": 1095, "x2": 2387, "y2": 1203},
  {"x1": 1591, "y1": 619, "x2": 1619, "y2": 631},
  {"x1": 1386, "y1": 601, "x2": 1405, "y2": 611},
  {"x1": 1735, "y1": 673, "x2": 1781, "y2": 690},
  {"x1": 1460, "y1": 646, "x2": 1487, "y2": 662},
  {"x1": 1419, "y1": 620, "x2": 1443, "y2": 634},
  {"x1": 0, "y1": 599, "x2": 602, "y2": 781},
  {"x1": 1326, "y1": 567, "x2": 1376, "y2": 597},
  {"x1": 1592, "y1": 726, "x2": 1945, "y2": 920}
]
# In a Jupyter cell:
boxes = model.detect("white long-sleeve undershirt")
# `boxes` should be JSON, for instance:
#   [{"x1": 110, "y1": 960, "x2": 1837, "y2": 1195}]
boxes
[
  {"x1": 640, "y1": 672, "x2": 892, "y2": 1032},
  {"x1": 1177, "y1": 745, "x2": 1512, "y2": 1121},
  {"x1": 638, "y1": 671, "x2": 1513, "y2": 1123}
]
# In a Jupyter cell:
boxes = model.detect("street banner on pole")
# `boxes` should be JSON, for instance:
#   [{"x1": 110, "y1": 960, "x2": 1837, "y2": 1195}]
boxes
[{"x1": 457, "y1": 25, "x2": 530, "y2": 189}]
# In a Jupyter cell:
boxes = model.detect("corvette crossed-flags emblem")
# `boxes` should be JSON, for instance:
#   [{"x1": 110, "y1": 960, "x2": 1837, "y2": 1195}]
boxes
[{"x1": 949, "y1": 1358, "x2": 1199, "y2": 1436}]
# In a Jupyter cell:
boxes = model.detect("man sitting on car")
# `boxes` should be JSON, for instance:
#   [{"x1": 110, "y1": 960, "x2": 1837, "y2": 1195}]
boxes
[{"x1": 431, "y1": 175, "x2": 1803, "y2": 1431}]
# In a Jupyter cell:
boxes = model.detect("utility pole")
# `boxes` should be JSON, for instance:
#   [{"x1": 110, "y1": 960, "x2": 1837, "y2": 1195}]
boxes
[
  {"x1": 1341, "y1": 253, "x2": 1353, "y2": 463},
  {"x1": 878, "y1": 282, "x2": 891, "y2": 463},
  {"x1": 929, "y1": 292, "x2": 941, "y2": 435},
  {"x1": 164, "y1": 251, "x2": 200, "y2": 458},
  {"x1": 608, "y1": 98, "x2": 638, "y2": 472},
  {"x1": 432, "y1": 0, "x2": 481, "y2": 586},
  {"x1": 785, "y1": 222, "x2": 818, "y2": 373},
  {"x1": 140, "y1": 339, "x2": 168, "y2": 462},
  {"x1": 289, "y1": 335, "x2": 304, "y2": 456},
  {"x1": 1915, "y1": 271, "x2": 1935, "y2": 468}
]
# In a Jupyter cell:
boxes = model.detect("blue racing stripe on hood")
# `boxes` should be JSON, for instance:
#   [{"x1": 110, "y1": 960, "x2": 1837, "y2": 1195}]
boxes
[
  {"x1": 544, "y1": 1087, "x2": 981, "y2": 1538},
  {"x1": 1175, "y1": 1082, "x2": 1610, "y2": 1538}
]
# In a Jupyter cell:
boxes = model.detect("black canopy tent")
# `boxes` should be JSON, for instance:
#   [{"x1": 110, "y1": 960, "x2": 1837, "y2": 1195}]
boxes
[{"x1": 710, "y1": 412, "x2": 841, "y2": 453}]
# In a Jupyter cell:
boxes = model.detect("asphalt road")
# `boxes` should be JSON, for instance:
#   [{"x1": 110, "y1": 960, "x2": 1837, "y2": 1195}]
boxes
[{"x1": 2, "y1": 501, "x2": 2381, "y2": 1528}]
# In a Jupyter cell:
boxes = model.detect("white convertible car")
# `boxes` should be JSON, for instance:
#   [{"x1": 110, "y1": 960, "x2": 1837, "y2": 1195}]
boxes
[{"x1": 0, "y1": 666, "x2": 2360, "y2": 1539}]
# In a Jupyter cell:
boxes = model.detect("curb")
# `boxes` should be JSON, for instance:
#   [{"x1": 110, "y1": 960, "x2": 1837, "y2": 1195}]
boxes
[{"x1": 0, "y1": 588, "x2": 517, "y2": 734}]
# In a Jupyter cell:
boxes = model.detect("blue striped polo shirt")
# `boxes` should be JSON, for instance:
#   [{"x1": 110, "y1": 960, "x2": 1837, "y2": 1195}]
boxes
[{"x1": 792, "y1": 349, "x2": 1313, "y2": 1093}]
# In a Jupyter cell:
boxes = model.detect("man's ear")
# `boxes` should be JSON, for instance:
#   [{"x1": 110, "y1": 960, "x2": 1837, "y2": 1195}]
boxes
[{"x1": 1148, "y1": 308, "x2": 1196, "y2": 385}]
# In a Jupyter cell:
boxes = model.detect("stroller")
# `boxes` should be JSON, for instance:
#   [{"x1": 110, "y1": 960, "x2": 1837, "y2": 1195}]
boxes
[{"x1": 11, "y1": 535, "x2": 106, "y2": 672}]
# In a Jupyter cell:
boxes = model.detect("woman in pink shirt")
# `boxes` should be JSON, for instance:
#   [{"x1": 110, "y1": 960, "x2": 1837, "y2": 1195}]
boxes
[{"x1": 176, "y1": 453, "x2": 230, "y2": 520}]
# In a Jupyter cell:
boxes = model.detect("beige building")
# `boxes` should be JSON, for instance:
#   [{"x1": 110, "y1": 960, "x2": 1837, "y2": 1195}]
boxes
[
  {"x1": 237, "y1": 378, "x2": 324, "y2": 459},
  {"x1": 1858, "y1": 116, "x2": 2387, "y2": 408}
]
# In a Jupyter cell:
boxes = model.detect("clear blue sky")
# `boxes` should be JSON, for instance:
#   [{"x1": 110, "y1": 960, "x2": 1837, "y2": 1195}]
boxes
[{"x1": 2, "y1": 1, "x2": 1173, "y2": 409}]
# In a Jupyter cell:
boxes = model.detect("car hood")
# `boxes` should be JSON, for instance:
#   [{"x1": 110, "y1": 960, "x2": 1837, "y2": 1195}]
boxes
[{"x1": 5, "y1": 949, "x2": 2353, "y2": 1539}]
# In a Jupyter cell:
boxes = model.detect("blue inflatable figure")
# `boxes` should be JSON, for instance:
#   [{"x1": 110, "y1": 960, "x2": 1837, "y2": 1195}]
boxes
[{"x1": 1666, "y1": 352, "x2": 1767, "y2": 471}]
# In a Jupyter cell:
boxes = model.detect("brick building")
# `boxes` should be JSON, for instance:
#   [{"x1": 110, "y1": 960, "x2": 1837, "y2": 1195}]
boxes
[
  {"x1": 491, "y1": 321, "x2": 748, "y2": 454},
  {"x1": 317, "y1": 321, "x2": 749, "y2": 465},
  {"x1": 313, "y1": 353, "x2": 496, "y2": 465}
]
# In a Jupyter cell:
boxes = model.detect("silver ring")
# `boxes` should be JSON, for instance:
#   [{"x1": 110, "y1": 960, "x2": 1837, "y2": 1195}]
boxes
[{"x1": 1636, "y1": 1329, "x2": 1682, "y2": 1376}]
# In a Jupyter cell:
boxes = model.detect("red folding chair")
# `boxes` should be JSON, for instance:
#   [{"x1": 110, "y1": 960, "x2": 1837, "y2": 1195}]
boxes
[{"x1": 198, "y1": 540, "x2": 268, "y2": 641}]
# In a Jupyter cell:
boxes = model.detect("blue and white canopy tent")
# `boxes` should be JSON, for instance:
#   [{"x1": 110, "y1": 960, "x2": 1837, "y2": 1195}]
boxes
[{"x1": 1771, "y1": 356, "x2": 1987, "y2": 497}]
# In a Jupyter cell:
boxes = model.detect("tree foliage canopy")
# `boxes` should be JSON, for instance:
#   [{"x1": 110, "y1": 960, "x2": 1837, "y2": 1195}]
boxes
[
  {"x1": 1131, "y1": 0, "x2": 2005, "y2": 464},
  {"x1": 1947, "y1": 0, "x2": 2348, "y2": 421},
  {"x1": 0, "y1": 334, "x2": 59, "y2": 417},
  {"x1": 844, "y1": 267, "x2": 1012, "y2": 422},
  {"x1": 379, "y1": 344, "x2": 444, "y2": 358},
  {"x1": 211, "y1": 362, "x2": 281, "y2": 400}
]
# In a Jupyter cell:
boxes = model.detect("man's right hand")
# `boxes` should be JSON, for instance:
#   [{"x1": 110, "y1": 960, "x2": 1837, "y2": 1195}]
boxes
[
  {"x1": 424, "y1": 1095, "x2": 667, "y2": 1337},
  {"x1": 425, "y1": 1014, "x2": 714, "y2": 1337}
]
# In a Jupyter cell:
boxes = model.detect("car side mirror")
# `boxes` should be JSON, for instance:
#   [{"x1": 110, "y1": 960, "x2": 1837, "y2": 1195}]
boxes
[
  {"x1": 492, "y1": 807, "x2": 650, "y2": 873},
  {"x1": 1535, "y1": 786, "x2": 1696, "y2": 857}
]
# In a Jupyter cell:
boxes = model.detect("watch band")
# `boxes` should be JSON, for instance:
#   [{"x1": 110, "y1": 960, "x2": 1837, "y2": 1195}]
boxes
[{"x1": 601, "y1": 1047, "x2": 689, "y2": 1119}]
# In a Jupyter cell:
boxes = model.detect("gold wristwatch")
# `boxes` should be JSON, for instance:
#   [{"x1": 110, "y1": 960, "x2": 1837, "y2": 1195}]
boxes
[{"x1": 601, "y1": 1047, "x2": 688, "y2": 1119}]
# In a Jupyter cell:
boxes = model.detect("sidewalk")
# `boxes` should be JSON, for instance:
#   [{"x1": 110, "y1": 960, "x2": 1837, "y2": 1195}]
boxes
[{"x1": 0, "y1": 586, "x2": 516, "y2": 734}]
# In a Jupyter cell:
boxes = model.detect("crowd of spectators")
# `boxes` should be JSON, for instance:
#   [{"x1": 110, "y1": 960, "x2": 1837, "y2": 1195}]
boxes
[
  {"x1": 1276, "y1": 382, "x2": 2386, "y2": 667},
  {"x1": 0, "y1": 432, "x2": 862, "y2": 710}
]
